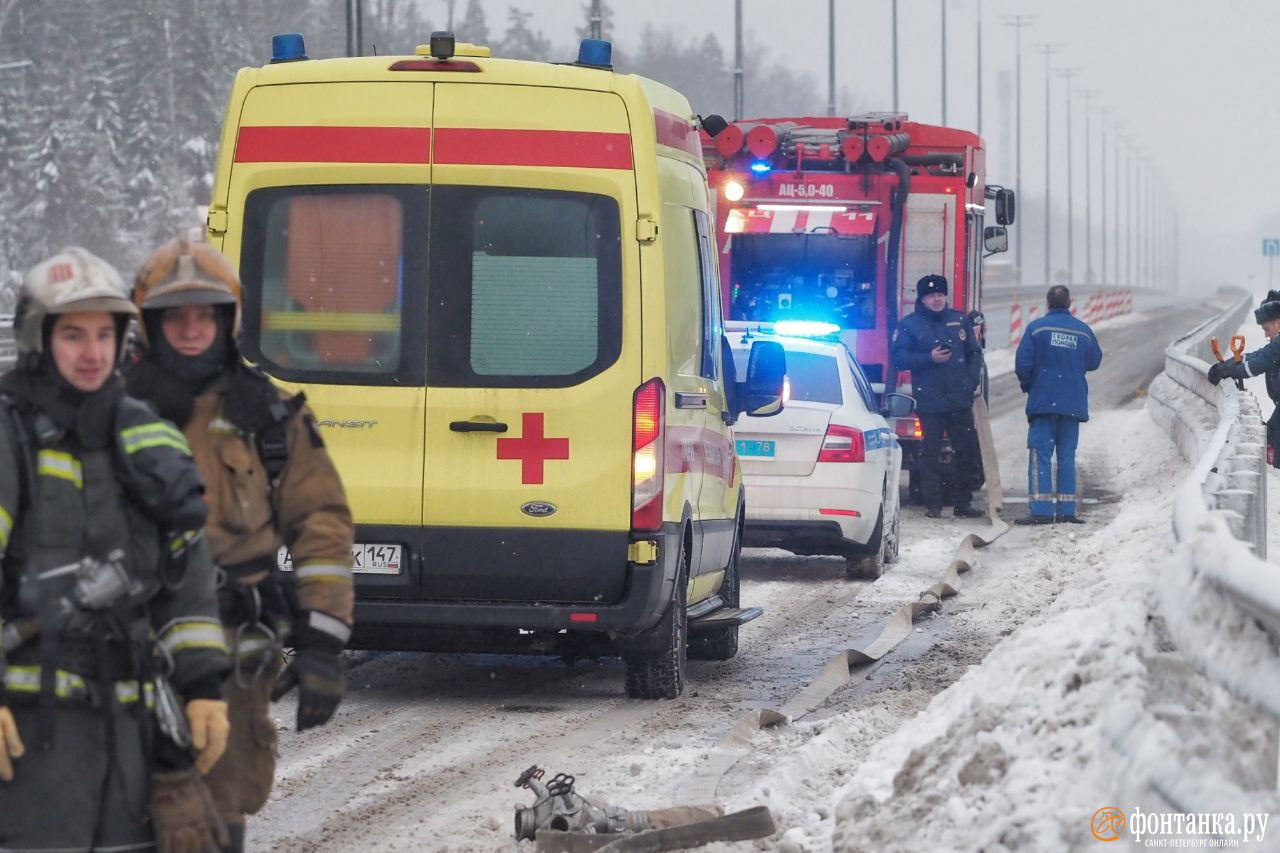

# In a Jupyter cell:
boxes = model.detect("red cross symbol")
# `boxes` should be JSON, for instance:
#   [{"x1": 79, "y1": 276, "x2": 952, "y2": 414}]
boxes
[{"x1": 496, "y1": 412, "x2": 569, "y2": 485}]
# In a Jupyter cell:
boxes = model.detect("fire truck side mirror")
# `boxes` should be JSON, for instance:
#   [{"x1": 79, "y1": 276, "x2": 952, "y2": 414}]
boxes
[
  {"x1": 699, "y1": 114, "x2": 730, "y2": 138},
  {"x1": 995, "y1": 188, "x2": 1016, "y2": 226},
  {"x1": 983, "y1": 226, "x2": 1009, "y2": 255}
]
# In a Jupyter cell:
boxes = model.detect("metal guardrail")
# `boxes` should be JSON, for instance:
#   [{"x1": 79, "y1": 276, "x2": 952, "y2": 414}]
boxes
[{"x1": 0, "y1": 314, "x2": 14, "y2": 372}]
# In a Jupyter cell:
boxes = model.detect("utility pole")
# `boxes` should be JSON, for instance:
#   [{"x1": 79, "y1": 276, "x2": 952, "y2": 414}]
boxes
[
  {"x1": 1036, "y1": 43, "x2": 1061, "y2": 285},
  {"x1": 976, "y1": 0, "x2": 983, "y2": 135},
  {"x1": 941, "y1": 0, "x2": 948, "y2": 125},
  {"x1": 828, "y1": 0, "x2": 836, "y2": 116},
  {"x1": 589, "y1": 0, "x2": 601, "y2": 39},
  {"x1": 1003, "y1": 15, "x2": 1035, "y2": 288},
  {"x1": 892, "y1": 0, "x2": 900, "y2": 112},
  {"x1": 1057, "y1": 68, "x2": 1079, "y2": 283},
  {"x1": 443, "y1": 0, "x2": 457, "y2": 32},
  {"x1": 1082, "y1": 91, "x2": 1093, "y2": 283},
  {"x1": 734, "y1": 0, "x2": 744, "y2": 120},
  {"x1": 1097, "y1": 109, "x2": 1108, "y2": 286}
]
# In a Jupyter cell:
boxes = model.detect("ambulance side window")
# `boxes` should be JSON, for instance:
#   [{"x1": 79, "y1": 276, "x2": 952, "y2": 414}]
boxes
[
  {"x1": 239, "y1": 185, "x2": 428, "y2": 386},
  {"x1": 427, "y1": 187, "x2": 623, "y2": 388},
  {"x1": 694, "y1": 210, "x2": 721, "y2": 381}
]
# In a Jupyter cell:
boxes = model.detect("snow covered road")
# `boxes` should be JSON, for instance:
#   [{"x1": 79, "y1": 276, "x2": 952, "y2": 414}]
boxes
[{"x1": 249, "y1": 298, "x2": 1242, "y2": 852}]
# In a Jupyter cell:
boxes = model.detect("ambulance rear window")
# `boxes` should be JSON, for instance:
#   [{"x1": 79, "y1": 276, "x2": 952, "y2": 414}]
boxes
[
  {"x1": 427, "y1": 187, "x2": 622, "y2": 388},
  {"x1": 240, "y1": 185, "x2": 429, "y2": 386}
]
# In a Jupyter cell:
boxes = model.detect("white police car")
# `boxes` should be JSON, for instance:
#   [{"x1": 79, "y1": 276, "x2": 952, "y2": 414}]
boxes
[{"x1": 727, "y1": 321, "x2": 912, "y2": 578}]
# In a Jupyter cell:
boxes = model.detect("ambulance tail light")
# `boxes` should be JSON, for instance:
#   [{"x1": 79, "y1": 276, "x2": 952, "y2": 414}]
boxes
[
  {"x1": 818, "y1": 424, "x2": 865, "y2": 463},
  {"x1": 632, "y1": 378, "x2": 666, "y2": 532}
]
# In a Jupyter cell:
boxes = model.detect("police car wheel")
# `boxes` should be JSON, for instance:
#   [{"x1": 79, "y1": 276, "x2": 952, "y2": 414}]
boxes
[
  {"x1": 689, "y1": 515, "x2": 742, "y2": 662},
  {"x1": 846, "y1": 506, "x2": 887, "y2": 580},
  {"x1": 883, "y1": 499, "x2": 902, "y2": 565},
  {"x1": 624, "y1": 532, "x2": 690, "y2": 699}
]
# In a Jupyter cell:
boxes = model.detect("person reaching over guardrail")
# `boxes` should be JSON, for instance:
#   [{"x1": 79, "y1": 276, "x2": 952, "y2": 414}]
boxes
[
  {"x1": 126, "y1": 234, "x2": 355, "y2": 853},
  {"x1": 1208, "y1": 292, "x2": 1280, "y2": 468},
  {"x1": 1014, "y1": 285, "x2": 1104, "y2": 525}
]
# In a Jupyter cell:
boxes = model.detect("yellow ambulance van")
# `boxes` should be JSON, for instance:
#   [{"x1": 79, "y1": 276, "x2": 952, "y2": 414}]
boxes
[{"x1": 207, "y1": 33, "x2": 785, "y2": 698}]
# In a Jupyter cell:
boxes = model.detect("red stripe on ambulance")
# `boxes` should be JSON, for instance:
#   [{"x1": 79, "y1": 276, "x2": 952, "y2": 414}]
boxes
[
  {"x1": 434, "y1": 128, "x2": 633, "y2": 169},
  {"x1": 234, "y1": 126, "x2": 431, "y2": 163}
]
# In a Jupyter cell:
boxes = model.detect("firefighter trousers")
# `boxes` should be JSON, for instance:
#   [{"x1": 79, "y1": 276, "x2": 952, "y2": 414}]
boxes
[
  {"x1": 0, "y1": 700, "x2": 153, "y2": 851},
  {"x1": 202, "y1": 649, "x2": 282, "y2": 845}
]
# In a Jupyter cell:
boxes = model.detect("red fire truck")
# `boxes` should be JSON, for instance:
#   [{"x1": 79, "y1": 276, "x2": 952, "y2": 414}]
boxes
[{"x1": 702, "y1": 113, "x2": 1014, "y2": 495}]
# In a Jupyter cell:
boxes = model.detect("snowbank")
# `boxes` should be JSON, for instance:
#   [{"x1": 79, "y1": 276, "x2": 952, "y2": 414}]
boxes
[{"x1": 720, "y1": 405, "x2": 1278, "y2": 851}]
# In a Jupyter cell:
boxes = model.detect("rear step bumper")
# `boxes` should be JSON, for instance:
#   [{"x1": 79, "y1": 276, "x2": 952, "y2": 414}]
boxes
[
  {"x1": 350, "y1": 523, "x2": 684, "y2": 650},
  {"x1": 689, "y1": 606, "x2": 763, "y2": 631}
]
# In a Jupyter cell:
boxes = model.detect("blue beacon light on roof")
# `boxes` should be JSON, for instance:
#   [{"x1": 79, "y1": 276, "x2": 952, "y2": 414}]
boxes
[
  {"x1": 270, "y1": 33, "x2": 308, "y2": 63},
  {"x1": 749, "y1": 160, "x2": 772, "y2": 176},
  {"x1": 772, "y1": 320, "x2": 842, "y2": 339}
]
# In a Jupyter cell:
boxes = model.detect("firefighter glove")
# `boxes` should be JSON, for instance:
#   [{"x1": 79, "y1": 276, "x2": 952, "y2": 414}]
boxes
[
  {"x1": 1207, "y1": 361, "x2": 1233, "y2": 386},
  {"x1": 149, "y1": 768, "x2": 229, "y2": 853},
  {"x1": 0, "y1": 707, "x2": 25, "y2": 782},
  {"x1": 273, "y1": 611, "x2": 348, "y2": 731},
  {"x1": 184, "y1": 699, "x2": 230, "y2": 775}
]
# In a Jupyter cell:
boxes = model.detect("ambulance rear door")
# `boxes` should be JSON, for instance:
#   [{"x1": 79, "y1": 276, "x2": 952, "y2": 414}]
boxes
[
  {"x1": 422, "y1": 82, "x2": 640, "y2": 605},
  {"x1": 228, "y1": 81, "x2": 433, "y2": 601}
]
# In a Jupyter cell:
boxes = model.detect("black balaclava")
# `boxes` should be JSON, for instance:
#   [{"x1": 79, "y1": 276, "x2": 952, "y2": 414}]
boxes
[{"x1": 127, "y1": 305, "x2": 234, "y2": 426}]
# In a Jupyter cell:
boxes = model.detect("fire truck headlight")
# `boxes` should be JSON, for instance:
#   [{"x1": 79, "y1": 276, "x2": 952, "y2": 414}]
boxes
[{"x1": 724, "y1": 180, "x2": 745, "y2": 202}]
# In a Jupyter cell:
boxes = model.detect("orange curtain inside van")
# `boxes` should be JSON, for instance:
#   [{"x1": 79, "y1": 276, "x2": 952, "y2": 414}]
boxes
[{"x1": 285, "y1": 194, "x2": 403, "y2": 366}]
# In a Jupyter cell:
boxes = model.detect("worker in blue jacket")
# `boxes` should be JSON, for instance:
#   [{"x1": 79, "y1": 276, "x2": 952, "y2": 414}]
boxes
[
  {"x1": 891, "y1": 274, "x2": 985, "y2": 519},
  {"x1": 1014, "y1": 285, "x2": 1104, "y2": 524}
]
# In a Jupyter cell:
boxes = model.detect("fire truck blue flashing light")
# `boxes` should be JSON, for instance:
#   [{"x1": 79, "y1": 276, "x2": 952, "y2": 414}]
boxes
[
  {"x1": 576, "y1": 39, "x2": 613, "y2": 69},
  {"x1": 270, "y1": 34, "x2": 308, "y2": 63},
  {"x1": 773, "y1": 320, "x2": 842, "y2": 340},
  {"x1": 749, "y1": 160, "x2": 772, "y2": 176}
]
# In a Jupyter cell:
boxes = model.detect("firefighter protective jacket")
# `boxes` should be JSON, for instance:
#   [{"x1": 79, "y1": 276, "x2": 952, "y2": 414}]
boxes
[
  {"x1": 0, "y1": 385, "x2": 229, "y2": 704},
  {"x1": 1014, "y1": 308, "x2": 1103, "y2": 421},
  {"x1": 891, "y1": 304, "x2": 984, "y2": 414},
  {"x1": 184, "y1": 373, "x2": 354, "y2": 627}
]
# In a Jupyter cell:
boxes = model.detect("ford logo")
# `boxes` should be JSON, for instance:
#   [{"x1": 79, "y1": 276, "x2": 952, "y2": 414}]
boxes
[{"x1": 521, "y1": 501, "x2": 557, "y2": 517}]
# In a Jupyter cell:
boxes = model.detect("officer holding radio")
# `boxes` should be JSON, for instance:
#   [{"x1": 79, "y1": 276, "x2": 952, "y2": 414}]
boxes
[
  {"x1": 0, "y1": 248, "x2": 230, "y2": 852},
  {"x1": 127, "y1": 234, "x2": 355, "y2": 853},
  {"x1": 890, "y1": 274, "x2": 985, "y2": 519}
]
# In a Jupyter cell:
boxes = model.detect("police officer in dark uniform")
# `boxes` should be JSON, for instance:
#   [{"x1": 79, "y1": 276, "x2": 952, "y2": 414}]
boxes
[
  {"x1": 891, "y1": 275, "x2": 985, "y2": 519},
  {"x1": 1208, "y1": 291, "x2": 1280, "y2": 469}
]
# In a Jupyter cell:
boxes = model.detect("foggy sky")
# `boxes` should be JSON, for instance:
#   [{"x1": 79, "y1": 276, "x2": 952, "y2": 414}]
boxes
[{"x1": 505, "y1": 0, "x2": 1280, "y2": 294}]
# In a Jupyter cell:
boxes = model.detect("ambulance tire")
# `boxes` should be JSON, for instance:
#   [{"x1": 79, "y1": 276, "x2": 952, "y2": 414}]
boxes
[
  {"x1": 624, "y1": 530, "x2": 690, "y2": 700},
  {"x1": 688, "y1": 516, "x2": 742, "y2": 662}
]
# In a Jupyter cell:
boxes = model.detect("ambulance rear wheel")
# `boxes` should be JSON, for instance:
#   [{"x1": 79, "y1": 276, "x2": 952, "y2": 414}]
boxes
[
  {"x1": 624, "y1": 532, "x2": 689, "y2": 700},
  {"x1": 689, "y1": 516, "x2": 742, "y2": 662}
]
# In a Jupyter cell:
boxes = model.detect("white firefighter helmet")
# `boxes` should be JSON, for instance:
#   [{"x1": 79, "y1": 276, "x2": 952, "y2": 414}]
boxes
[{"x1": 15, "y1": 247, "x2": 138, "y2": 358}]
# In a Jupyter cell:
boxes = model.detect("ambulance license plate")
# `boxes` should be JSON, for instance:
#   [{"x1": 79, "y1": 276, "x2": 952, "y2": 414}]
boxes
[
  {"x1": 735, "y1": 439, "x2": 776, "y2": 459},
  {"x1": 277, "y1": 544, "x2": 403, "y2": 575}
]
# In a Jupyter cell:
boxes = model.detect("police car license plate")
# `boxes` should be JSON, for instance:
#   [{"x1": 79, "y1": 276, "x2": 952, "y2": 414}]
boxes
[
  {"x1": 276, "y1": 544, "x2": 403, "y2": 575},
  {"x1": 735, "y1": 439, "x2": 776, "y2": 459}
]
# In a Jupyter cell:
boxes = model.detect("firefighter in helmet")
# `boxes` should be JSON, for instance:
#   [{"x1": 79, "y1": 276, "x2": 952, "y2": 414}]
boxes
[
  {"x1": 0, "y1": 247, "x2": 231, "y2": 851},
  {"x1": 126, "y1": 234, "x2": 355, "y2": 852}
]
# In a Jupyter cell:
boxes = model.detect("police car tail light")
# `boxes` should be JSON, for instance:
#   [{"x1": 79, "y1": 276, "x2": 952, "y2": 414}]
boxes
[
  {"x1": 632, "y1": 378, "x2": 666, "y2": 532},
  {"x1": 818, "y1": 424, "x2": 865, "y2": 463}
]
